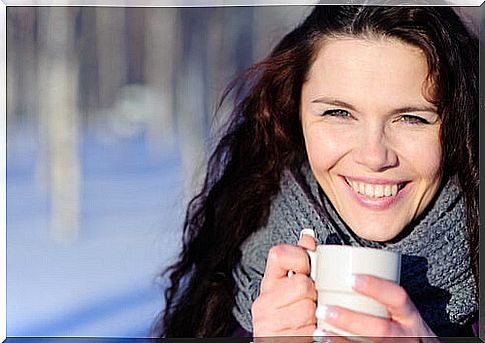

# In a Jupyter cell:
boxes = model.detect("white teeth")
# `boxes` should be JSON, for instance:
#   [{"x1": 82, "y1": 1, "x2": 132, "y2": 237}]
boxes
[
  {"x1": 384, "y1": 185, "x2": 391, "y2": 196},
  {"x1": 352, "y1": 180, "x2": 359, "y2": 190},
  {"x1": 365, "y1": 184, "x2": 373, "y2": 196},
  {"x1": 374, "y1": 185, "x2": 383, "y2": 197},
  {"x1": 345, "y1": 177, "x2": 403, "y2": 198},
  {"x1": 391, "y1": 184, "x2": 398, "y2": 196}
]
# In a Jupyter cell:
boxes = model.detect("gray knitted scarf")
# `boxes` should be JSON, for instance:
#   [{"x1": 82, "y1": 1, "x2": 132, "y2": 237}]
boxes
[{"x1": 232, "y1": 162, "x2": 478, "y2": 336}]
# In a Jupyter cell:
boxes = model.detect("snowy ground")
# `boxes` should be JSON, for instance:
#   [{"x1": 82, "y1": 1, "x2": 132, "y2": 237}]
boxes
[{"x1": 7, "y1": 128, "x2": 188, "y2": 337}]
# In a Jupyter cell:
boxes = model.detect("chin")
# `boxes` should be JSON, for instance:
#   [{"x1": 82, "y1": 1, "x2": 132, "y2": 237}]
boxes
[{"x1": 350, "y1": 225, "x2": 402, "y2": 242}]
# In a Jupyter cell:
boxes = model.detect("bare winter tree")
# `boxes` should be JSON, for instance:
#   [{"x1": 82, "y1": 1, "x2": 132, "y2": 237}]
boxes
[{"x1": 37, "y1": 7, "x2": 81, "y2": 241}]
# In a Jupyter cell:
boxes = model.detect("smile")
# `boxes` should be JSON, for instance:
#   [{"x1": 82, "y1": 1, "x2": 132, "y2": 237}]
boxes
[{"x1": 344, "y1": 177, "x2": 407, "y2": 198}]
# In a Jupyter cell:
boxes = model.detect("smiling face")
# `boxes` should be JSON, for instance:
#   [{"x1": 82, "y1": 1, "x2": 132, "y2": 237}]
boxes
[{"x1": 300, "y1": 38, "x2": 443, "y2": 242}]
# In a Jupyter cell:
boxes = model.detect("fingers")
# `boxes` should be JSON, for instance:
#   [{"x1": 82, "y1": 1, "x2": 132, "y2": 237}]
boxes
[
  {"x1": 351, "y1": 274, "x2": 418, "y2": 322},
  {"x1": 319, "y1": 275, "x2": 436, "y2": 339},
  {"x1": 259, "y1": 273, "x2": 317, "y2": 307},
  {"x1": 261, "y1": 244, "x2": 311, "y2": 287},
  {"x1": 262, "y1": 229, "x2": 316, "y2": 283},
  {"x1": 297, "y1": 228, "x2": 317, "y2": 251},
  {"x1": 254, "y1": 230, "x2": 318, "y2": 337},
  {"x1": 252, "y1": 297, "x2": 317, "y2": 334},
  {"x1": 317, "y1": 304, "x2": 399, "y2": 338},
  {"x1": 254, "y1": 334, "x2": 315, "y2": 343},
  {"x1": 315, "y1": 334, "x2": 355, "y2": 343}
]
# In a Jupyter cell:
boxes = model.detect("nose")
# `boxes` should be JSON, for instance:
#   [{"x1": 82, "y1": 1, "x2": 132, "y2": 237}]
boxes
[{"x1": 352, "y1": 127, "x2": 398, "y2": 172}]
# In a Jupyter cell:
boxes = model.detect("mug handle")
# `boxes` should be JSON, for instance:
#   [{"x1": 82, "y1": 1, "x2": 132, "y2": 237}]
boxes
[
  {"x1": 287, "y1": 248, "x2": 317, "y2": 281},
  {"x1": 300, "y1": 228, "x2": 317, "y2": 280},
  {"x1": 307, "y1": 249, "x2": 317, "y2": 281}
]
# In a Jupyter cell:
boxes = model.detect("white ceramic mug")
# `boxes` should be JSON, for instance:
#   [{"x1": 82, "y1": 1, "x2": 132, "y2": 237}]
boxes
[{"x1": 307, "y1": 245, "x2": 401, "y2": 339}]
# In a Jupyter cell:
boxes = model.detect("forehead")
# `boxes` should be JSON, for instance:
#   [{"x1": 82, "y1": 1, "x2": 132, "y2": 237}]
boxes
[{"x1": 303, "y1": 38, "x2": 433, "y2": 107}]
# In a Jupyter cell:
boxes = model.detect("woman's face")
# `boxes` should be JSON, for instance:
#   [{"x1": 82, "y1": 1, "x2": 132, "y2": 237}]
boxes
[{"x1": 300, "y1": 38, "x2": 442, "y2": 242}]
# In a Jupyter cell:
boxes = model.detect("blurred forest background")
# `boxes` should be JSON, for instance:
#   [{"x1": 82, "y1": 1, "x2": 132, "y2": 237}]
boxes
[
  {"x1": 6, "y1": 4, "x2": 482, "y2": 338},
  {"x1": 6, "y1": 5, "x2": 312, "y2": 337}
]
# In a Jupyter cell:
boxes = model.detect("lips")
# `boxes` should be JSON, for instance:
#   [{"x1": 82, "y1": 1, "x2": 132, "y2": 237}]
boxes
[{"x1": 344, "y1": 176, "x2": 407, "y2": 198}]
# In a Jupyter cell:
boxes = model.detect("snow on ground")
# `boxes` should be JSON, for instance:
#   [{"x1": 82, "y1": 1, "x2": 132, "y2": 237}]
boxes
[{"x1": 7, "y1": 128, "x2": 188, "y2": 337}]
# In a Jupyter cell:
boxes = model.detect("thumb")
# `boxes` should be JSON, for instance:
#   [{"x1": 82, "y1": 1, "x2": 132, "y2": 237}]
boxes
[
  {"x1": 297, "y1": 228, "x2": 316, "y2": 251},
  {"x1": 287, "y1": 228, "x2": 317, "y2": 279}
]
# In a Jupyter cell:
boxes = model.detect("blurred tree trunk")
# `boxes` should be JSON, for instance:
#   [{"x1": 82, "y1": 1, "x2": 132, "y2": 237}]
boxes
[
  {"x1": 175, "y1": 7, "x2": 256, "y2": 199},
  {"x1": 37, "y1": 7, "x2": 81, "y2": 241},
  {"x1": 205, "y1": 7, "x2": 255, "y2": 133},
  {"x1": 125, "y1": 8, "x2": 145, "y2": 84},
  {"x1": 252, "y1": 6, "x2": 311, "y2": 61},
  {"x1": 144, "y1": 8, "x2": 178, "y2": 154},
  {"x1": 6, "y1": 8, "x2": 39, "y2": 134},
  {"x1": 77, "y1": 7, "x2": 99, "y2": 122},
  {"x1": 94, "y1": 8, "x2": 126, "y2": 116},
  {"x1": 175, "y1": 8, "x2": 213, "y2": 199}
]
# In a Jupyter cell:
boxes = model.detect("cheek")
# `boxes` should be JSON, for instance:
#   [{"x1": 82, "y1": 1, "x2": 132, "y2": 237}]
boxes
[
  {"x1": 303, "y1": 126, "x2": 348, "y2": 175},
  {"x1": 399, "y1": 134, "x2": 442, "y2": 179}
]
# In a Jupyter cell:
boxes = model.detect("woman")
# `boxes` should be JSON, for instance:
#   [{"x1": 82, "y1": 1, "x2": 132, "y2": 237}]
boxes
[{"x1": 153, "y1": 5, "x2": 479, "y2": 338}]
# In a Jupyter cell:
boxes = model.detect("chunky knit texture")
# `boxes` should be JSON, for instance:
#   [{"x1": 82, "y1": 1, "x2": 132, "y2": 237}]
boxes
[{"x1": 232, "y1": 162, "x2": 477, "y2": 336}]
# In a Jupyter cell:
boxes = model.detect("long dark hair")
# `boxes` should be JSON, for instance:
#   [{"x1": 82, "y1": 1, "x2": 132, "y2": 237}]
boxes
[{"x1": 153, "y1": 6, "x2": 478, "y2": 337}]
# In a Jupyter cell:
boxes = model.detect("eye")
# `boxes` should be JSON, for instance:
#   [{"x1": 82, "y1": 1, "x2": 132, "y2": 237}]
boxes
[
  {"x1": 398, "y1": 114, "x2": 430, "y2": 125},
  {"x1": 322, "y1": 109, "x2": 351, "y2": 118}
]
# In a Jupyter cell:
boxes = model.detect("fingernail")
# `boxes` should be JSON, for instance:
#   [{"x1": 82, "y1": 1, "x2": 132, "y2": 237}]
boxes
[
  {"x1": 313, "y1": 328, "x2": 324, "y2": 337},
  {"x1": 350, "y1": 274, "x2": 357, "y2": 288},
  {"x1": 316, "y1": 305, "x2": 338, "y2": 322},
  {"x1": 312, "y1": 328, "x2": 329, "y2": 337},
  {"x1": 299, "y1": 228, "x2": 315, "y2": 239},
  {"x1": 351, "y1": 274, "x2": 367, "y2": 289}
]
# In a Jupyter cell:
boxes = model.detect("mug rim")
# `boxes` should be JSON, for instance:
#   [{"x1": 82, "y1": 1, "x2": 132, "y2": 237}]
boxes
[{"x1": 316, "y1": 244, "x2": 401, "y2": 256}]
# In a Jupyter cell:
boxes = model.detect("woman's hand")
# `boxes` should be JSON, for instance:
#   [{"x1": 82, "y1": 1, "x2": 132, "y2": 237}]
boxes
[
  {"x1": 252, "y1": 231, "x2": 317, "y2": 336},
  {"x1": 317, "y1": 274, "x2": 437, "y2": 342}
]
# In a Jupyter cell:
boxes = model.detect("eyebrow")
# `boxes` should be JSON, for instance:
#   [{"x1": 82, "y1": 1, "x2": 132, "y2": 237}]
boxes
[
  {"x1": 311, "y1": 97, "x2": 438, "y2": 115},
  {"x1": 311, "y1": 98, "x2": 357, "y2": 111}
]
